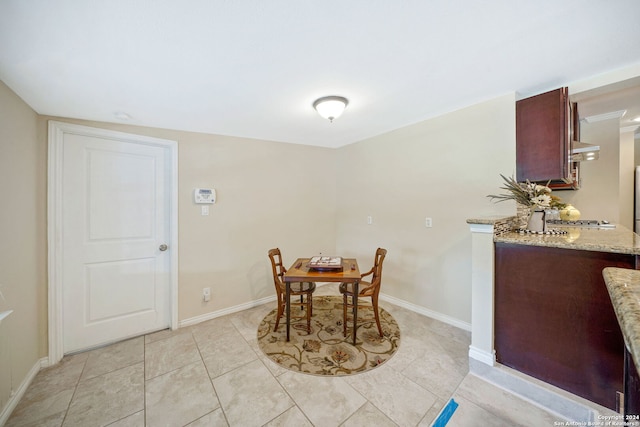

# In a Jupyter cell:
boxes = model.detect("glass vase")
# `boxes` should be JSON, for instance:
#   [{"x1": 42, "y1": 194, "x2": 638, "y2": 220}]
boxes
[{"x1": 527, "y1": 209, "x2": 547, "y2": 232}]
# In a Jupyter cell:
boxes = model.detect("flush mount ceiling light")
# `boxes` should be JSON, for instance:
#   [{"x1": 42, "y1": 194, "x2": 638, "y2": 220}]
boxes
[
  {"x1": 313, "y1": 96, "x2": 349, "y2": 122},
  {"x1": 114, "y1": 111, "x2": 131, "y2": 120}
]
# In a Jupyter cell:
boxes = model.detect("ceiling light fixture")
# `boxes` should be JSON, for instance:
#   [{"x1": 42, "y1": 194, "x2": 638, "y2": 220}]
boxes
[
  {"x1": 114, "y1": 111, "x2": 131, "y2": 120},
  {"x1": 313, "y1": 96, "x2": 348, "y2": 123}
]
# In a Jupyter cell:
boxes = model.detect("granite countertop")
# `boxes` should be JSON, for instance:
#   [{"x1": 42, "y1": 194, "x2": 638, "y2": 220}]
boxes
[
  {"x1": 466, "y1": 216, "x2": 514, "y2": 225},
  {"x1": 495, "y1": 224, "x2": 640, "y2": 255},
  {"x1": 602, "y1": 267, "x2": 640, "y2": 370}
]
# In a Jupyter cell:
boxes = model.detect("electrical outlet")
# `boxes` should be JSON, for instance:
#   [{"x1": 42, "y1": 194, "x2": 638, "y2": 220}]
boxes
[
  {"x1": 367, "y1": 215, "x2": 373, "y2": 225},
  {"x1": 203, "y1": 287, "x2": 211, "y2": 302},
  {"x1": 425, "y1": 217, "x2": 433, "y2": 228}
]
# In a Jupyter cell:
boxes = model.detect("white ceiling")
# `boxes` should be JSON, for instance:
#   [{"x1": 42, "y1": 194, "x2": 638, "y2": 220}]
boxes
[
  {"x1": 1, "y1": 0, "x2": 639, "y2": 148},
  {"x1": 573, "y1": 77, "x2": 640, "y2": 133}
]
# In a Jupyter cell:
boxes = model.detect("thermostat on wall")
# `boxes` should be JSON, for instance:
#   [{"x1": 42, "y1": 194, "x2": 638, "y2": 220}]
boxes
[{"x1": 194, "y1": 188, "x2": 216, "y2": 204}]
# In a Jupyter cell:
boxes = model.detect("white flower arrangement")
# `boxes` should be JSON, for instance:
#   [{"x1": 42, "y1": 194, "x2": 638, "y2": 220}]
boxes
[{"x1": 487, "y1": 174, "x2": 553, "y2": 210}]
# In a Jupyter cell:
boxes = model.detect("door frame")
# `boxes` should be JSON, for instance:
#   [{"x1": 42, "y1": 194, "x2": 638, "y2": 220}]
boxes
[{"x1": 47, "y1": 121, "x2": 179, "y2": 364}]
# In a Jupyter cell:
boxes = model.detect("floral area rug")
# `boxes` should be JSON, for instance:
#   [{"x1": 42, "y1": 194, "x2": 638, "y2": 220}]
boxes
[{"x1": 257, "y1": 295, "x2": 400, "y2": 376}]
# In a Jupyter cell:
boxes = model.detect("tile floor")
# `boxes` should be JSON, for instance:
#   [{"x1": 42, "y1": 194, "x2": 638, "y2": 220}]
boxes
[{"x1": 7, "y1": 285, "x2": 575, "y2": 426}]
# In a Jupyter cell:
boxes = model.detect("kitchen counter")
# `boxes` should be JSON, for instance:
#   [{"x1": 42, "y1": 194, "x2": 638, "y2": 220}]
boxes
[
  {"x1": 602, "y1": 267, "x2": 640, "y2": 371},
  {"x1": 468, "y1": 216, "x2": 640, "y2": 414},
  {"x1": 602, "y1": 267, "x2": 640, "y2": 415},
  {"x1": 490, "y1": 222, "x2": 640, "y2": 255}
]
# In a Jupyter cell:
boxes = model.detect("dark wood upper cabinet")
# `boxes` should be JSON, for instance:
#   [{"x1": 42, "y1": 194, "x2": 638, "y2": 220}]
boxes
[{"x1": 516, "y1": 87, "x2": 579, "y2": 188}]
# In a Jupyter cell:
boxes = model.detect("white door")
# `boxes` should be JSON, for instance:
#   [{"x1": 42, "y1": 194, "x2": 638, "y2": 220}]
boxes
[{"x1": 54, "y1": 123, "x2": 176, "y2": 354}]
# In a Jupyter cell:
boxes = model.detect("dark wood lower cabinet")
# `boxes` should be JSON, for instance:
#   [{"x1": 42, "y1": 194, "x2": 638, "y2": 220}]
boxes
[
  {"x1": 495, "y1": 243, "x2": 635, "y2": 410},
  {"x1": 625, "y1": 348, "x2": 640, "y2": 416}
]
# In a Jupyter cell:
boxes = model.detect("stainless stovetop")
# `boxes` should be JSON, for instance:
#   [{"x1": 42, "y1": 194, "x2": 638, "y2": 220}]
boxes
[{"x1": 546, "y1": 219, "x2": 616, "y2": 229}]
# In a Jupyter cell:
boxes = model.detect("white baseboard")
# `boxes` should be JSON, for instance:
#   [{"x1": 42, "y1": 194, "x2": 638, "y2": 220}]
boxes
[
  {"x1": 379, "y1": 293, "x2": 472, "y2": 331},
  {"x1": 468, "y1": 345, "x2": 496, "y2": 366},
  {"x1": 0, "y1": 357, "x2": 47, "y2": 426},
  {"x1": 179, "y1": 290, "x2": 471, "y2": 332},
  {"x1": 179, "y1": 295, "x2": 276, "y2": 328}
]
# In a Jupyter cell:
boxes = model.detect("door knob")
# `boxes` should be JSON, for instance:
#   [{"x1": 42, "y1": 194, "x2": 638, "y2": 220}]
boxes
[{"x1": 159, "y1": 244, "x2": 168, "y2": 251}]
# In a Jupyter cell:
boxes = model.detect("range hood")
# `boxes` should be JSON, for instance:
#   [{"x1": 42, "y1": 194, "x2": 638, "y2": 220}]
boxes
[
  {"x1": 569, "y1": 100, "x2": 600, "y2": 162},
  {"x1": 571, "y1": 140, "x2": 600, "y2": 162}
]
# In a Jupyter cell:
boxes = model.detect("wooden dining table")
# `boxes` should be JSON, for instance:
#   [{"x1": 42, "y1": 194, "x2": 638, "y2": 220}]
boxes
[{"x1": 284, "y1": 257, "x2": 360, "y2": 345}]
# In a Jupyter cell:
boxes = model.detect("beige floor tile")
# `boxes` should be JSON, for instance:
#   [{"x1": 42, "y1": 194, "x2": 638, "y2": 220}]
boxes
[
  {"x1": 6, "y1": 389, "x2": 72, "y2": 427},
  {"x1": 341, "y1": 402, "x2": 397, "y2": 427},
  {"x1": 400, "y1": 345, "x2": 467, "y2": 400},
  {"x1": 436, "y1": 337, "x2": 471, "y2": 377},
  {"x1": 418, "y1": 398, "x2": 446, "y2": 426},
  {"x1": 454, "y1": 374, "x2": 561, "y2": 427},
  {"x1": 25, "y1": 411, "x2": 67, "y2": 427},
  {"x1": 228, "y1": 304, "x2": 274, "y2": 341},
  {"x1": 198, "y1": 329, "x2": 258, "y2": 379},
  {"x1": 64, "y1": 363, "x2": 144, "y2": 427},
  {"x1": 277, "y1": 371, "x2": 366, "y2": 426},
  {"x1": 191, "y1": 316, "x2": 239, "y2": 344},
  {"x1": 145, "y1": 361, "x2": 219, "y2": 427},
  {"x1": 384, "y1": 304, "x2": 435, "y2": 333},
  {"x1": 384, "y1": 334, "x2": 431, "y2": 373},
  {"x1": 213, "y1": 359, "x2": 293, "y2": 426},
  {"x1": 393, "y1": 323, "x2": 469, "y2": 385},
  {"x1": 144, "y1": 324, "x2": 193, "y2": 345},
  {"x1": 144, "y1": 331, "x2": 201, "y2": 380},
  {"x1": 7, "y1": 295, "x2": 601, "y2": 427},
  {"x1": 15, "y1": 352, "x2": 86, "y2": 405},
  {"x1": 81, "y1": 337, "x2": 144, "y2": 381},
  {"x1": 345, "y1": 363, "x2": 438, "y2": 426},
  {"x1": 428, "y1": 319, "x2": 471, "y2": 347},
  {"x1": 254, "y1": 348, "x2": 292, "y2": 377},
  {"x1": 314, "y1": 283, "x2": 339, "y2": 296},
  {"x1": 445, "y1": 396, "x2": 514, "y2": 427},
  {"x1": 263, "y1": 406, "x2": 314, "y2": 427},
  {"x1": 106, "y1": 410, "x2": 145, "y2": 427},
  {"x1": 185, "y1": 408, "x2": 229, "y2": 426}
]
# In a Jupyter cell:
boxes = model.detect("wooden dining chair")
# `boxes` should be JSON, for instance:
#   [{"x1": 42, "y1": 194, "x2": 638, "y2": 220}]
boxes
[
  {"x1": 268, "y1": 248, "x2": 316, "y2": 333},
  {"x1": 339, "y1": 247, "x2": 387, "y2": 338}
]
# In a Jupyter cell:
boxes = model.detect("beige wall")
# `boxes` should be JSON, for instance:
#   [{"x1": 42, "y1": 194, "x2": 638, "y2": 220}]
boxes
[
  {"x1": 39, "y1": 94, "x2": 517, "y2": 332},
  {"x1": 619, "y1": 131, "x2": 635, "y2": 229},
  {"x1": 174, "y1": 132, "x2": 338, "y2": 319},
  {"x1": 0, "y1": 81, "x2": 46, "y2": 408},
  {"x1": 561, "y1": 120, "x2": 629, "y2": 227},
  {"x1": 4, "y1": 62, "x2": 639, "y2": 417},
  {"x1": 335, "y1": 94, "x2": 517, "y2": 324},
  {"x1": 37, "y1": 117, "x2": 338, "y2": 321}
]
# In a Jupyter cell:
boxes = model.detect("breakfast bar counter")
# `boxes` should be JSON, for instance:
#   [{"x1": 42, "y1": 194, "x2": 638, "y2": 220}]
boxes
[
  {"x1": 602, "y1": 267, "x2": 640, "y2": 415},
  {"x1": 603, "y1": 267, "x2": 640, "y2": 379},
  {"x1": 467, "y1": 216, "x2": 640, "y2": 255},
  {"x1": 468, "y1": 216, "x2": 640, "y2": 411},
  {"x1": 493, "y1": 224, "x2": 640, "y2": 255}
]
